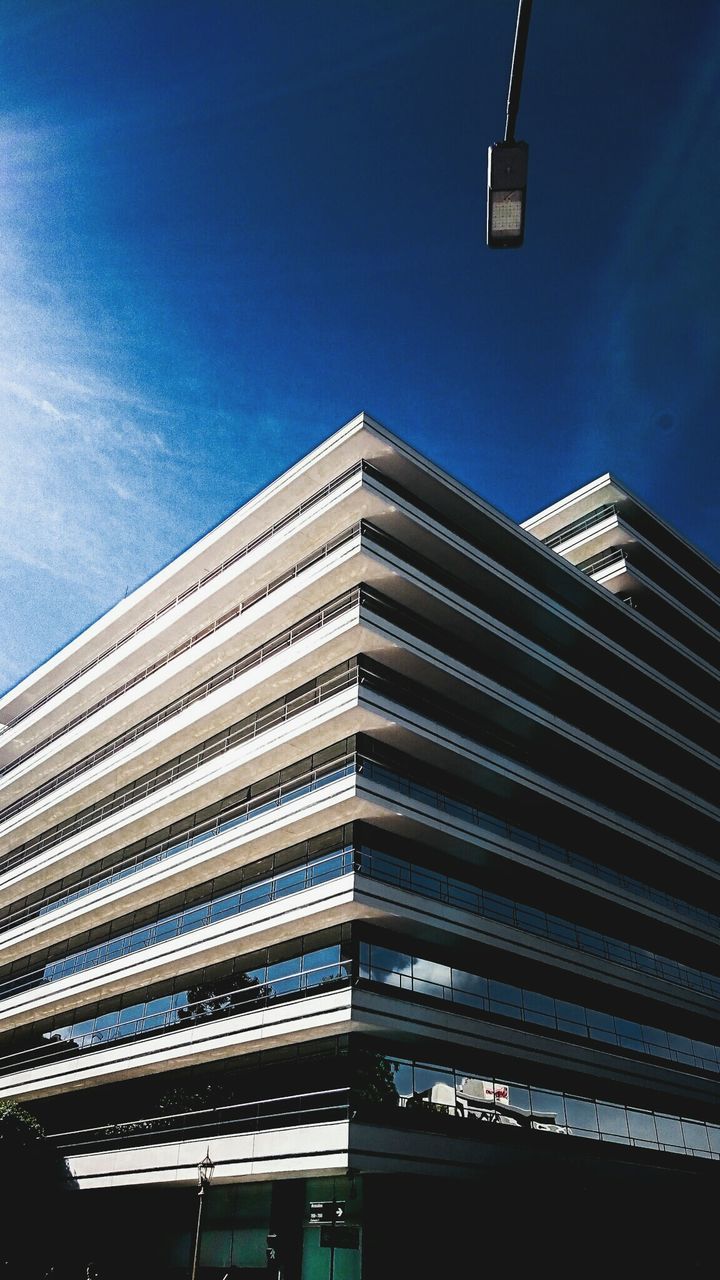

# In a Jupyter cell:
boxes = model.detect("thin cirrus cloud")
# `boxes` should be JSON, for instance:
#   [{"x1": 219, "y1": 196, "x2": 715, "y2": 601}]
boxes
[
  {"x1": 0, "y1": 122, "x2": 194, "y2": 695},
  {"x1": 0, "y1": 334, "x2": 190, "y2": 696}
]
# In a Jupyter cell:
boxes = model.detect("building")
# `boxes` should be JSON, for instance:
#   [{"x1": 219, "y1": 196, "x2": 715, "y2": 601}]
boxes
[{"x1": 0, "y1": 412, "x2": 718, "y2": 1277}]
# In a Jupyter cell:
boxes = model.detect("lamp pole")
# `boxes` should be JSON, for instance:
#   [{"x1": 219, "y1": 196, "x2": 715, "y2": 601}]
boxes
[
  {"x1": 504, "y1": 0, "x2": 533, "y2": 146},
  {"x1": 487, "y1": 0, "x2": 534, "y2": 248},
  {"x1": 190, "y1": 1152, "x2": 215, "y2": 1280}
]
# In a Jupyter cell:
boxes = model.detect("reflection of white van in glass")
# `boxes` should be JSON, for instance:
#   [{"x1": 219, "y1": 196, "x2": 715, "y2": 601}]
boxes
[{"x1": 417, "y1": 1078, "x2": 571, "y2": 1135}]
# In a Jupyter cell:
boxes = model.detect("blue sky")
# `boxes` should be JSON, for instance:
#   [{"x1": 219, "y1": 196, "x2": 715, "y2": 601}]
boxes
[{"x1": 1, "y1": 0, "x2": 719, "y2": 694}]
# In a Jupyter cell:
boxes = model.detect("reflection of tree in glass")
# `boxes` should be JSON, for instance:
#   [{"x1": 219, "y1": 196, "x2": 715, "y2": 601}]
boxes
[
  {"x1": 314, "y1": 970, "x2": 342, "y2": 989},
  {"x1": 404, "y1": 1095, "x2": 444, "y2": 1114},
  {"x1": 158, "y1": 1081, "x2": 219, "y2": 1114},
  {"x1": 351, "y1": 1052, "x2": 399, "y2": 1106},
  {"x1": 176, "y1": 972, "x2": 267, "y2": 1024}
]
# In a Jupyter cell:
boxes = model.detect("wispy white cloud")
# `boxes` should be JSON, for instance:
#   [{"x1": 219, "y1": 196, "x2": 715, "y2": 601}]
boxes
[{"x1": 0, "y1": 118, "x2": 194, "y2": 693}]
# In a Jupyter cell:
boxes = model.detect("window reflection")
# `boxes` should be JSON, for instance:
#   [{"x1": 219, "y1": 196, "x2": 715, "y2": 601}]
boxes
[
  {"x1": 360, "y1": 943, "x2": 720, "y2": 1076},
  {"x1": 1, "y1": 848, "x2": 355, "y2": 1004},
  {"x1": 1, "y1": 941, "x2": 348, "y2": 1076},
  {"x1": 360, "y1": 764, "x2": 719, "y2": 936},
  {"x1": 379, "y1": 1053, "x2": 720, "y2": 1162},
  {"x1": 357, "y1": 846, "x2": 720, "y2": 1001}
]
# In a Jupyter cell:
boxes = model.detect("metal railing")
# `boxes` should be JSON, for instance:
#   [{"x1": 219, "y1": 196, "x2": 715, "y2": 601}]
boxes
[
  {"x1": 50, "y1": 1087, "x2": 352, "y2": 1155},
  {"x1": 0, "y1": 754, "x2": 358, "y2": 936},
  {"x1": 0, "y1": 956, "x2": 352, "y2": 1078},
  {"x1": 0, "y1": 847, "x2": 355, "y2": 999},
  {"x1": 542, "y1": 504, "x2": 619, "y2": 550},
  {"x1": 359, "y1": 848, "x2": 720, "y2": 999},
  {"x1": 0, "y1": 521, "x2": 362, "y2": 780},
  {"x1": 361, "y1": 947, "x2": 720, "y2": 1077},
  {"x1": 0, "y1": 623, "x2": 363, "y2": 876},
  {"x1": 5, "y1": 461, "x2": 365, "y2": 731},
  {"x1": 576, "y1": 547, "x2": 627, "y2": 576},
  {"x1": 361, "y1": 759, "x2": 720, "y2": 931},
  {"x1": 4, "y1": 833, "x2": 716, "y2": 1009},
  {"x1": 0, "y1": 589, "x2": 360, "y2": 826}
]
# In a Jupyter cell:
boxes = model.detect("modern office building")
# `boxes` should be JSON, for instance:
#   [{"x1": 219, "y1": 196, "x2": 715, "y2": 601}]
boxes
[{"x1": 0, "y1": 412, "x2": 718, "y2": 1277}]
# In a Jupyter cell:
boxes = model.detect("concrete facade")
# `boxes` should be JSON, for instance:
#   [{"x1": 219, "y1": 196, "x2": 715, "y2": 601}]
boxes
[{"x1": 1, "y1": 413, "x2": 718, "y2": 1277}]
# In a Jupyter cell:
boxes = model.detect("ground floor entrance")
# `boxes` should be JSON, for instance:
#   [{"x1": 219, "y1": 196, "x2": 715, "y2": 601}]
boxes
[{"x1": 36, "y1": 1156, "x2": 717, "y2": 1279}]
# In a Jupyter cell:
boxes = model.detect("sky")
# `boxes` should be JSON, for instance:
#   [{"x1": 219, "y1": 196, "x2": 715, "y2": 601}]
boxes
[{"x1": 1, "y1": 0, "x2": 719, "y2": 695}]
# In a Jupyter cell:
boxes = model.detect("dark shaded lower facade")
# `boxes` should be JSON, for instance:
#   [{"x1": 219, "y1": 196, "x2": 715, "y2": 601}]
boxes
[{"x1": 41, "y1": 1148, "x2": 717, "y2": 1280}]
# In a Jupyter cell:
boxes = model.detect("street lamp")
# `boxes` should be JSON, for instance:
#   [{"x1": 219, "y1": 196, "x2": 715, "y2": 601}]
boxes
[
  {"x1": 190, "y1": 1151, "x2": 215, "y2": 1280},
  {"x1": 487, "y1": 0, "x2": 534, "y2": 248}
]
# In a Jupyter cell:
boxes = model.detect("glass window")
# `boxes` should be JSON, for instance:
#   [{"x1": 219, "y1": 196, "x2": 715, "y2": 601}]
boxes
[
  {"x1": 343, "y1": 1050, "x2": 719, "y2": 1166},
  {"x1": 642, "y1": 1025, "x2": 668, "y2": 1049},
  {"x1": 267, "y1": 957, "x2": 300, "y2": 982},
  {"x1": 414, "y1": 976, "x2": 447, "y2": 1000},
  {"x1": 523, "y1": 991, "x2": 555, "y2": 1017},
  {"x1": 586, "y1": 1008, "x2": 614, "y2": 1031},
  {"x1": 390, "y1": 1060, "x2": 413, "y2": 1099},
  {"x1": 707, "y1": 1127, "x2": 720, "y2": 1154},
  {"x1": 654, "y1": 1115, "x2": 684, "y2": 1148},
  {"x1": 528, "y1": 1010, "x2": 557, "y2": 1030},
  {"x1": 309, "y1": 856, "x2": 341, "y2": 885},
  {"x1": 145, "y1": 995, "x2": 172, "y2": 1015},
  {"x1": 155, "y1": 917, "x2": 179, "y2": 942},
  {"x1": 303, "y1": 945, "x2": 341, "y2": 973},
  {"x1": 410, "y1": 958, "x2": 450, "y2": 992},
  {"x1": 668, "y1": 1032, "x2": 693, "y2": 1054},
  {"x1": 181, "y1": 904, "x2": 210, "y2": 929},
  {"x1": 142, "y1": 1014, "x2": 166, "y2": 1032},
  {"x1": 72, "y1": 1018, "x2": 95, "y2": 1038},
  {"x1": 448, "y1": 879, "x2": 478, "y2": 910},
  {"x1": 565, "y1": 1097, "x2": 598, "y2": 1134},
  {"x1": 588, "y1": 1024, "x2": 616, "y2": 1045},
  {"x1": 488, "y1": 980, "x2": 522, "y2": 1010},
  {"x1": 597, "y1": 1105, "x2": 628, "y2": 1137},
  {"x1": 484, "y1": 896, "x2": 514, "y2": 924},
  {"x1": 453, "y1": 985, "x2": 487, "y2": 1010},
  {"x1": 451, "y1": 971, "x2": 487, "y2": 1001},
  {"x1": 547, "y1": 920, "x2": 575, "y2": 945},
  {"x1": 530, "y1": 1091, "x2": 566, "y2": 1128},
  {"x1": 626, "y1": 1110, "x2": 657, "y2": 1143},
  {"x1": 371, "y1": 946, "x2": 407, "y2": 973},
  {"x1": 445, "y1": 798, "x2": 469, "y2": 819},
  {"x1": 94, "y1": 1009, "x2": 120, "y2": 1029},
  {"x1": 413, "y1": 1065, "x2": 455, "y2": 1097},
  {"x1": 681, "y1": 1120, "x2": 710, "y2": 1152},
  {"x1": 617, "y1": 1023, "x2": 645, "y2": 1052},
  {"x1": 555, "y1": 1000, "x2": 586, "y2": 1027},
  {"x1": 304, "y1": 964, "x2": 340, "y2": 990},
  {"x1": 516, "y1": 906, "x2": 546, "y2": 932},
  {"x1": 240, "y1": 881, "x2": 272, "y2": 907},
  {"x1": 508, "y1": 1085, "x2": 530, "y2": 1114},
  {"x1": 272, "y1": 974, "x2": 302, "y2": 997},
  {"x1": 211, "y1": 893, "x2": 240, "y2": 922},
  {"x1": 693, "y1": 1040, "x2": 719, "y2": 1065}
]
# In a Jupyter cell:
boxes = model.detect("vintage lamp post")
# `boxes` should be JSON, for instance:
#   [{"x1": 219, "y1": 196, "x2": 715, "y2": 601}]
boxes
[{"x1": 190, "y1": 1151, "x2": 215, "y2": 1280}]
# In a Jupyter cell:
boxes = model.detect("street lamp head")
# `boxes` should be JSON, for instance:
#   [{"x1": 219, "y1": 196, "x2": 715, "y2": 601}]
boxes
[
  {"x1": 487, "y1": 141, "x2": 528, "y2": 248},
  {"x1": 197, "y1": 1152, "x2": 215, "y2": 1189}
]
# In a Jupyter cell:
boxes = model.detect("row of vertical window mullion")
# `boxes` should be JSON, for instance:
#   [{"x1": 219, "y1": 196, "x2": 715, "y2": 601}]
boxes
[{"x1": 359, "y1": 943, "x2": 720, "y2": 1075}]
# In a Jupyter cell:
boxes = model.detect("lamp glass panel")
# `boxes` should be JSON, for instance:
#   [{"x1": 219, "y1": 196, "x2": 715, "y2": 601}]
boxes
[{"x1": 490, "y1": 191, "x2": 523, "y2": 234}]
